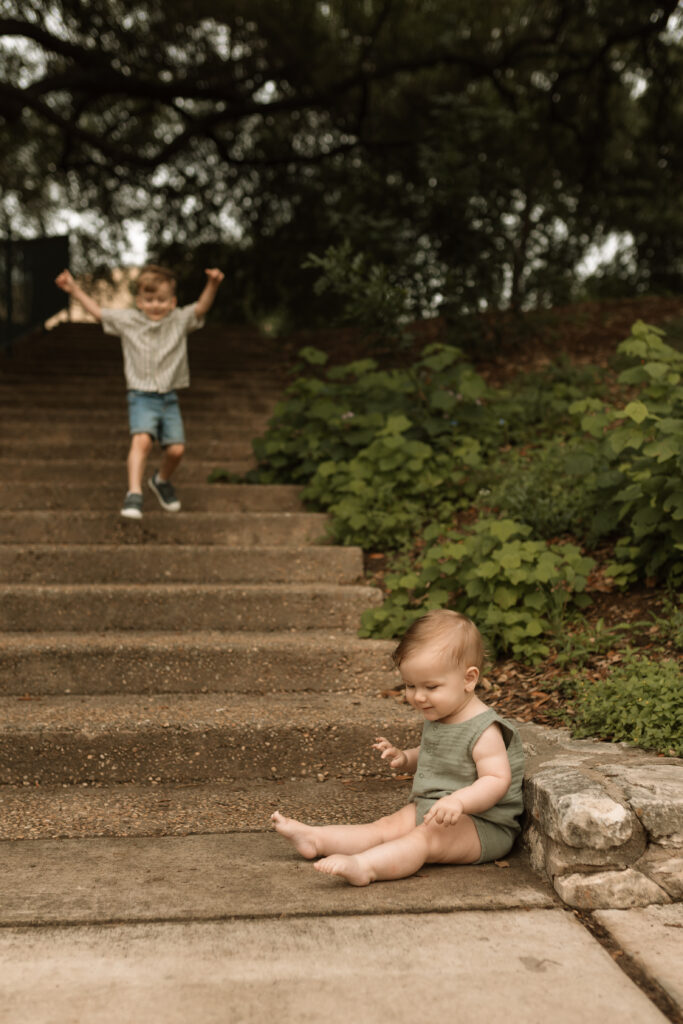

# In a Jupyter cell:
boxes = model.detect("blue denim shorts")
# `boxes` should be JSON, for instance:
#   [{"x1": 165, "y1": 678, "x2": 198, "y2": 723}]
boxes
[{"x1": 126, "y1": 390, "x2": 185, "y2": 446}]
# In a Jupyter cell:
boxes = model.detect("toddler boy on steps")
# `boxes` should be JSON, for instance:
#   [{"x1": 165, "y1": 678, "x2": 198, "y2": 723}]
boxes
[{"x1": 55, "y1": 264, "x2": 224, "y2": 519}]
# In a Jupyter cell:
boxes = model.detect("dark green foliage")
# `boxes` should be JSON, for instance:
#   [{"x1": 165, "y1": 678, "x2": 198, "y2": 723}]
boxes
[
  {"x1": 569, "y1": 656, "x2": 683, "y2": 757},
  {"x1": 571, "y1": 321, "x2": 683, "y2": 586},
  {"x1": 3, "y1": 2, "x2": 681, "y2": 321},
  {"x1": 360, "y1": 518, "x2": 595, "y2": 661},
  {"x1": 484, "y1": 438, "x2": 608, "y2": 540},
  {"x1": 252, "y1": 341, "x2": 494, "y2": 481}
]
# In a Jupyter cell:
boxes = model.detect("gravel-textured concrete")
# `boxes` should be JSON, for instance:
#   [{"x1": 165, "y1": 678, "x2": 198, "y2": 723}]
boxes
[
  {"x1": 0, "y1": 690, "x2": 420, "y2": 784},
  {"x1": 0, "y1": 484, "x2": 304, "y2": 512},
  {"x1": 1, "y1": 438, "x2": 257, "y2": 459},
  {"x1": 0, "y1": 777, "x2": 410, "y2": 840},
  {"x1": 0, "y1": 629, "x2": 396, "y2": 695},
  {"x1": 0, "y1": 457, "x2": 255, "y2": 482},
  {"x1": 0, "y1": 510, "x2": 330, "y2": 544},
  {"x1": 0, "y1": 543, "x2": 359, "y2": 584},
  {"x1": 1, "y1": 581, "x2": 381, "y2": 631}
]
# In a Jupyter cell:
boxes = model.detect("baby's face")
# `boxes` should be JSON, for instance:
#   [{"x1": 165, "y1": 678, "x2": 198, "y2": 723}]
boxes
[
  {"x1": 399, "y1": 647, "x2": 479, "y2": 724},
  {"x1": 136, "y1": 283, "x2": 177, "y2": 321}
]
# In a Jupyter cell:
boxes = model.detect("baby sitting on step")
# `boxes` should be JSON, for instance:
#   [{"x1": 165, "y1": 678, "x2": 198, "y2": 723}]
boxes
[{"x1": 272, "y1": 609, "x2": 524, "y2": 886}]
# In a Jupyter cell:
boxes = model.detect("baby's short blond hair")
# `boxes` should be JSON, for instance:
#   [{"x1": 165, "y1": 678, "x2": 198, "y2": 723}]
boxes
[
  {"x1": 393, "y1": 609, "x2": 485, "y2": 672},
  {"x1": 136, "y1": 264, "x2": 177, "y2": 294}
]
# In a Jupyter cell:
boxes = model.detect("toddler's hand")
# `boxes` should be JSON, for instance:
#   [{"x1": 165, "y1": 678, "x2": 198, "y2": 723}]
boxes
[
  {"x1": 423, "y1": 795, "x2": 465, "y2": 827},
  {"x1": 372, "y1": 736, "x2": 407, "y2": 771},
  {"x1": 205, "y1": 268, "x2": 225, "y2": 284},
  {"x1": 55, "y1": 269, "x2": 75, "y2": 293}
]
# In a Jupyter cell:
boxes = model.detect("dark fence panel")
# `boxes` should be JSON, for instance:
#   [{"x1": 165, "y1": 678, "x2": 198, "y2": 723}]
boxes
[{"x1": 0, "y1": 234, "x2": 69, "y2": 351}]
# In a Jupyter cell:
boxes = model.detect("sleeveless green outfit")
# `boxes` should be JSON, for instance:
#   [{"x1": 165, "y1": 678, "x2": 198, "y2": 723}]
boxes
[{"x1": 410, "y1": 708, "x2": 525, "y2": 864}]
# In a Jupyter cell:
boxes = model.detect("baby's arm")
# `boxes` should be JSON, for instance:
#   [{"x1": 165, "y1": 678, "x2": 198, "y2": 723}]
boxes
[
  {"x1": 372, "y1": 736, "x2": 420, "y2": 774},
  {"x1": 195, "y1": 268, "x2": 225, "y2": 317},
  {"x1": 423, "y1": 723, "x2": 511, "y2": 826},
  {"x1": 55, "y1": 269, "x2": 103, "y2": 322}
]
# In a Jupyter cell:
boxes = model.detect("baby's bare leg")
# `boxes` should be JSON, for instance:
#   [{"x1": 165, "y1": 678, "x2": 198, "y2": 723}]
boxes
[
  {"x1": 315, "y1": 814, "x2": 481, "y2": 886},
  {"x1": 271, "y1": 804, "x2": 416, "y2": 859}
]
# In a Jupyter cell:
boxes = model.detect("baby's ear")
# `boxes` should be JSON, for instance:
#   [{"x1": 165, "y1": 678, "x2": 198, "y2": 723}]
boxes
[{"x1": 464, "y1": 666, "x2": 479, "y2": 690}]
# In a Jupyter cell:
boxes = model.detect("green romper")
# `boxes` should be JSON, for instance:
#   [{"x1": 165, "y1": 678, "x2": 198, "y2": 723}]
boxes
[{"x1": 410, "y1": 708, "x2": 525, "y2": 864}]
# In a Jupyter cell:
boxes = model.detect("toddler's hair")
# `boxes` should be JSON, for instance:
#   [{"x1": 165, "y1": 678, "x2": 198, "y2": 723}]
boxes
[
  {"x1": 393, "y1": 610, "x2": 485, "y2": 672},
  {"x1": 136, "y1": 264, "x2": 177, "y2": 294}
]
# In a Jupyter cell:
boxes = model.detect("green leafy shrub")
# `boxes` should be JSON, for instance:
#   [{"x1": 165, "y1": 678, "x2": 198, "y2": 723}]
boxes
[
  {"x1": 484, "y1": 438, "x2": 606, "y2": 540},
  {"x1": 361, "y1": 517, "x2": 595, "y2": 660},
  {"x1": 304, "y1": 414, "x2": 483, "y2": 549},
  {"x1": 569, "y1": 656, "x2": 683, "y2": 756},
  {"x1": 571, "y1": 321, "x2": 683, "y2": 585},
  {"x1": 251, "y1": 343, "x2": 500, "y2": 492},
  {"x1": 494, "y1": 357, "x2": 605, "y2": 444}
]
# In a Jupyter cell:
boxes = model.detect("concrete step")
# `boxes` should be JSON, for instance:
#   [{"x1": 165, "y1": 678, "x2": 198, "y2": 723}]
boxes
[
  {"x1": 0, "y1": 511, "x2": 328, "y2": 544},
  {"x1": 0, "y1": 835, "x2": 554, "y2": 929},
  {"x1": 0, "y1": 458, "x2": 255, "y2": 482},
  {"x1": 0, "y1": 385, "x2": 284, "y2": 406},
  {"x1": 0, "y1": 777, "x2": 408, "y2": 840},
  {"x1": 0, "y1": 369, "x2": 287, "y2": 388},
  {"x1": 0, "y1": 438, "x2": 256, "y2": 460},
  {"x1": 0, "y1": 543, "x2": 355, "y2": 583},
  {"x1": 0, "y1": 483, "x2": 302, "y2": 512},
  {"x1": 0, "y1": 581, "x2": 382, "y2": 632},
  {"x1": 0, "y1": 423, "x2": 267, "y2": 443},
  {"x1": 0, "y1": 631, "x2": 396, "y2": 695},
  {"x1": 0, "y1": 410, "x2": 276, "y2": 430},
  {"x1": 0, "y1": 690, "x2": 418, "y2": 785}
]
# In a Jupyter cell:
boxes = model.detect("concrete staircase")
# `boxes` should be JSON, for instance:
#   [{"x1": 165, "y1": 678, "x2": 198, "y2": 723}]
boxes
[{"x1": 0, "y1": 322, "x2": 410, "y2": 838}]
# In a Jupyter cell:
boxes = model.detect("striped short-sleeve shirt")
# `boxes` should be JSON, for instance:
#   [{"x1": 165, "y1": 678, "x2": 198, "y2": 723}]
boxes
[{"x1": 100, "y1": 304, "x2": 205, "y2": 392}]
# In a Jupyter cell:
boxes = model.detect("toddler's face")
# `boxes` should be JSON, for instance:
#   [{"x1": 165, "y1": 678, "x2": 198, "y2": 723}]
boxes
[
  {"x1": 136, "y1": 282, "x2": 177, "y2": 321},
  {"x1": 399, "y1": 647, "x2": 479, "y2": 724}
]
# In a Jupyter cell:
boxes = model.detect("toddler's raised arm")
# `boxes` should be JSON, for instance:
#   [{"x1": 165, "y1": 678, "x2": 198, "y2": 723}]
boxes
[
  {"x1": 55, "y1": 269, "x2": 103, "y2": 322},
  {"x1": 195, "y1": 268, "x2": 225, "y2": 317},
  {"x1": 372, "y1": 736, "x2": 419, "y2": 774}
]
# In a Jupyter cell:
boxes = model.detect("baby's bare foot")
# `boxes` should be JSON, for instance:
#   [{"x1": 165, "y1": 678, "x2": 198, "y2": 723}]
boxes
[
  {"x1": 270, "y1": 811, "x2": 320, "y2": 859},
  {"x1": 314, "y1": 854, "x2": 373, "y2": 886}
]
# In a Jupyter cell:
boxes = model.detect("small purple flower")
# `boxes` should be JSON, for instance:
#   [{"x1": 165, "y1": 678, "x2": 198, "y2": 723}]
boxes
[{"x1": 340, "y1": 411, "x2": 355, "y2": 420}]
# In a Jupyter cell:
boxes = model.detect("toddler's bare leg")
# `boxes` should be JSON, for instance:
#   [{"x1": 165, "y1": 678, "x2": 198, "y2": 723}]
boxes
[
  {"x1": 271, "y1": 804, "x2": 416, "y2": 859},
  {"x1": 315, "y1": 814, "x2": 481, "y2": 886},
  {"x1": 127, "y1": 432, "x2": 154, "y2": 493},
  {"x1": 159, "y1": 442, "x2": 184, "y2": 482}
]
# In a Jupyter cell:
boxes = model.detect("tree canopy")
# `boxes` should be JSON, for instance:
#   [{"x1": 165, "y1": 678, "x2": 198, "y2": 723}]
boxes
[{"x1": 2, "y1": 0, "x2": 681, "y2": 324}]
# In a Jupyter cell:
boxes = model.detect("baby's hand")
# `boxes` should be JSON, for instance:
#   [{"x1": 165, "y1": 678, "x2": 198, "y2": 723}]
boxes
[
  {"x1": 423, "y1": 795, "x2": 465, "y2": 827},
  {"x1": 372, "y1": 736, "x2": 407, "y2": 771},
  {"x1": 55, "y1": 269, "x2": 75, "y2": 293},
  {"x1": 205, "y1": 268, "x2": 225, "y2": 284}
]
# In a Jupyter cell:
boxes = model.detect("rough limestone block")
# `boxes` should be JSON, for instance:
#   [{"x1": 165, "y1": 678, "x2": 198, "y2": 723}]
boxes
[
  {"x1": 554, "y1": 868, "x2": 671, "y2": 910},
  {"x1": 523, "y1": 822, "x2": 548, "y2": 876},
  {"x1": 597, "y1": 764, "x2": 683, "y2": 845},
  {"x1": 525, "y1": 767, "x2": 635, "y2": 849},
  {"x1": 543, "y1": 827, "x2": 647, "y2": 879},
  {"x1": 635, "y1": 848, "x2": 683, "y2": 900}
]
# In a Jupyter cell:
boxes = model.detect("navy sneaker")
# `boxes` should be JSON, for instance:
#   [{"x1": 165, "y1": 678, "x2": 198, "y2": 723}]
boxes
[
  {"x1": 148, "y1": 472, "x2": 181, "y2": 512},
  {"x1": 120, "y1": 492, "x2": 143, "y2": 520}
]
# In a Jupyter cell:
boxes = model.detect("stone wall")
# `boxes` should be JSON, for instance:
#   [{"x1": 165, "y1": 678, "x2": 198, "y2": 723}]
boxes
[{"x1": 518, "y1": 724, "x2": 683, "y2": 909}]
